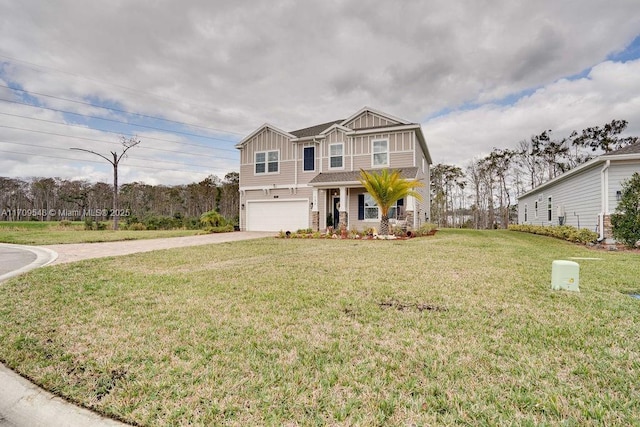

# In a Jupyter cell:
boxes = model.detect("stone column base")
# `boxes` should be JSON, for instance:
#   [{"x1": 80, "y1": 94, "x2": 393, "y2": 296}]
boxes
[
  {"x1": 312, "y1": 211, "x2": 319, "y2": 232},
  {"x1": 339, "y1": 211, "x2": 348, "y2": 230},
  {"x1": 405, "y1": 210, "x2": 414, "y2": 230}
]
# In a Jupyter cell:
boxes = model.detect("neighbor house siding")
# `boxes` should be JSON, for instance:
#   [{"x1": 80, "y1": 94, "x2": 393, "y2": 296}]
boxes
[
  {"x1": 607, "y1": 161, "x2": 640, "y2": 213},
  {"x1": 518, "y1": 165, "x2": 601, "y2": 231}
]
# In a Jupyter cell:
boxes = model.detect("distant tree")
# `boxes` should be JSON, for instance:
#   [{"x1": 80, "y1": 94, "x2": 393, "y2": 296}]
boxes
[
  {"x1": 571, "y1": 119, "x2": 639, "y2": 153},
  {"x1": 611, "y1": 172, "x2": 640, "y2": 247},
  {"x1": 71, "y1": 136, "x2": 141, "y2": 229},
  {"x1": 359, "y1": 168, "x2": 424, "y2": 236}
]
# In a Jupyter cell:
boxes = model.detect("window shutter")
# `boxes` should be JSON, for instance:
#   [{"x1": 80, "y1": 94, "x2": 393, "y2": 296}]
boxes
[
  {"x1": 358, "y1": 194, "x2": 364, "y2": 220},
  {"x1": 303, "y1": 147, "x2": 314, "y2": 171},
  {"x1": 397, "y1": 198, "x2": 404, "y2": 207}
]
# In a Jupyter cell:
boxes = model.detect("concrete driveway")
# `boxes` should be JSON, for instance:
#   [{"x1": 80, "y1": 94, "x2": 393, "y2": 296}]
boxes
[{"x1": 0, "y1": 231, "x2": 273, "y2": 427}]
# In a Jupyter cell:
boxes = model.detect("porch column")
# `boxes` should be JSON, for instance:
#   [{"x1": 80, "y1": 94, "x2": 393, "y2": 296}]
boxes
[
  {"x1": 311, "y1": 189, "x2": 319, "y2": 231},
  {"x1": 405, "y1": 195, "x2": 415, "y2": 229},
  {"x1": 339, "y1": 186, "x2": 348, "y2": 230}
]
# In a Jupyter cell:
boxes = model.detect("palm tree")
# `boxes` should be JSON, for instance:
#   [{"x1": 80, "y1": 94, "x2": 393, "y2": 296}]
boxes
[{"x1": 359, "y1": 169, "x2": 424, "y2": 236}]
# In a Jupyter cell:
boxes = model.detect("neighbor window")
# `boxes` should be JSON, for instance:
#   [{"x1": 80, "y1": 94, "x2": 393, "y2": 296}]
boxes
[
  {"x1": 372, "y1": 139, "x2": 388, "y2": 167},
  {"x1": 534, "y1": 201, "x2": 538, "y2": 218},
  {"x1": 303, "y1": 146, "x2": 315, "y2": 171},
  {"x1": 547, "y1": 196, "x2": 552, "y2": 222},
  {"x1": 255, "y1": 150, "x2": 278, "y2": 174},
  {"x1": 524, "y1": 204, "x2": 528, "y2": 222},
  {"x1": 329, "y1": 143, "x2": 343, "y2": 169}
]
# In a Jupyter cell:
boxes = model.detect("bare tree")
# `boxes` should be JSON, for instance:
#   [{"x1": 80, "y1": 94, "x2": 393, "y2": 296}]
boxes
[{"x1": 71, "y1": 136, "x2": 140, "y2": 230}]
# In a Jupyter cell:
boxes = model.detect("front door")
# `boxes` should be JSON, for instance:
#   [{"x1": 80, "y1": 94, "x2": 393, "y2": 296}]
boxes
[{"x1": 333, "y1": 196, "x2": 340, "y2": 229}]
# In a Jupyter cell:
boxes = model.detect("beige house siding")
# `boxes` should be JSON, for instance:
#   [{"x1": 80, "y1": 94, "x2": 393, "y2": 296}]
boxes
[
  {"x1": 238, "y1": 108, "x2": 433, "y2": 232},
  {"x1": 344, "y1": 111, "x2": 401, "y2": 129}
]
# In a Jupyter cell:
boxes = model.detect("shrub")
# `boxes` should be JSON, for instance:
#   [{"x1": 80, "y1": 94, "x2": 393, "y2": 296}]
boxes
[
  {"x1": 200, "y1": 211, "x2": 228, "y2": 228},
  {"x1": 611, "y1": 172, "x2": 640, "y2": 248},
  {"x1": 415, "y1": 222, "x2": 438, "y2": 236},
  {"x1": 509, "y1": 224, "x2": 597, "y2": 245},
  {"x1": 204, "y1": 225, "x2": 234, "y2": 233}
]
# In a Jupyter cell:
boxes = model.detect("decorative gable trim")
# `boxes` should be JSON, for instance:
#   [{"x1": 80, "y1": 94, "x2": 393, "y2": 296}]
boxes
[
  {"x1": 235, "y1": 123, "x2": 296, "y2": 148},
  {"x1": 340, "y1": 106, "x2": 410, "y2": 129}
]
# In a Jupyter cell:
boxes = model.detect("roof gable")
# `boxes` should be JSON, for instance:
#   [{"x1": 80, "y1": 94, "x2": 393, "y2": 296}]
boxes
[
  {"x1": 235, "y1": 123, "x2": 296, "y2": 148},
  {"x1": 340, "y1": 106, "x2": 410, "y2": 129}
]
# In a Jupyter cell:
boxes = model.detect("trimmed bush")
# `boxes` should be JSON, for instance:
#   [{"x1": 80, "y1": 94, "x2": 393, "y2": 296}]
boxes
[{"x1": 509, "y1": 224, "x2": 598, "y2": 245}]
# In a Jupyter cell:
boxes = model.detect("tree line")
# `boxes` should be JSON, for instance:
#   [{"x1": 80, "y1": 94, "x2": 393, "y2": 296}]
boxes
[
  {"x1": 430, "y1": 119, "x2": 639, "y2": 229},
  {"x1": 0, "y1": 172, "x2": 239, "y2": 226}
]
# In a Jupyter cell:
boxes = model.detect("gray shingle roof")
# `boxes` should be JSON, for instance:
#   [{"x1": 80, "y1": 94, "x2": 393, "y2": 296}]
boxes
[
  {"x1": 308, "y1": 167, "x2": 419, "y2": 185},
  {"x1": 290, "y1": 120, "x2": 344, "y2": 138},
  {"x1": 608, "y1": 140, "x2": 640, "y2": 156}
]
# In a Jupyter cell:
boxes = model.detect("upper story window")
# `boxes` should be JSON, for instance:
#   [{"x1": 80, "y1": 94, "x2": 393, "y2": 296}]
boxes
[
  {"x1": 372, "y1": 139, "x2": 388, "y2": 167},
  {"x1": 303, "y1": 146, "x2": 315, "y2": 172},
  {"x1": 329, "y1": 143, "x2": 343, "y2": 169},
  {"x1": 255, "y1": 150, "x2": 279, "y2": 174}
]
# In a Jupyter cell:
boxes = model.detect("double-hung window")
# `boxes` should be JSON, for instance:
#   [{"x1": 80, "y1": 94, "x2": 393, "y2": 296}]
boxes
[
  {"x1": 255, "y1": 150, "x2": 278, "y2": 174},
  {"x1": 362, "y1": 193, "x2": 399, "y2": 220},
  {"x1": 372, "y1": 139, "x2": 388, "y2": 167},
  {"x1": 329, "y1": 143, "x2": 343, "y2": 169}
]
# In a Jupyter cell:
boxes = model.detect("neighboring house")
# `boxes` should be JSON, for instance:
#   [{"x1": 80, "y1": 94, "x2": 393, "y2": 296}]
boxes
[
  {"x1": 517, "y1": 142, "x2": 640, "y2": 243},
  {"x1": 236, "y1": 107, "x2": 433, "y2": 232}
]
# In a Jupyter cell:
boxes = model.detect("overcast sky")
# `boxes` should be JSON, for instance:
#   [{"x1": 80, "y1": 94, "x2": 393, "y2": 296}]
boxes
[{"x1": 1, "y1": 0, "x2": 640, "y2": 186}]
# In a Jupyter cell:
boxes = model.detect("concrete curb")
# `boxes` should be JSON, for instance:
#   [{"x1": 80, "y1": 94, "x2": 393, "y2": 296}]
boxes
[
  {"x1": 0, "y1": 364, "x2": 126, "y2": 427},
  {"x1": 0, "y1": 232, "x2": 274, "y2": 426},
  {"x1": 0, "y1": 244, "x2": 58, "y2": 283}
]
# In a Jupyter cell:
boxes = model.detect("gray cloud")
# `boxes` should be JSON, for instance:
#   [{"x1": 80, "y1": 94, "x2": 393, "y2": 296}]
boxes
[{"x1": 1, "y1": 0, "x2": 640, "y2": 183}]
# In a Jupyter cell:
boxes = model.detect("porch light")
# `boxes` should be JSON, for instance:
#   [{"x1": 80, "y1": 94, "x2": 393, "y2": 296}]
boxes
[{"x1": 241, "y1": 204, "x2": 245, "y2": 210}]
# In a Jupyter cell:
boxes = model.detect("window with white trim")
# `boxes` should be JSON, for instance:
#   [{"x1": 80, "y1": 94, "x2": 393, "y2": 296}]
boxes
[
  {"x1": 255, "y1": 150, "x2": 278, "y2": 174},
  {"x1": 372, "y1": 139, "x2": 389, "y2": 167},
  {"x1": 329, "y1": 143, "x2": 343, "y2": 169},
  {"x1": 363, "y1": 193, "x2": 398, "y2": 221}
]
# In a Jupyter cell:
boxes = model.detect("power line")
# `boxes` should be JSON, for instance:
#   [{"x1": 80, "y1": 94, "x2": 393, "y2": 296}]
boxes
[
  {"x1": 0, "y1": 123, "x2": 239, "y2": 161},
  {"x1": 0, "y1": 148, "x2": 220, "y2": 174},
  {"x1": 0, "y1": 53, "x2": 247, "y2": 136},
  {"x1": 0, "y1": 140, "x2": 225, "y2": 169},
  {"x1": 0, "y1": 83, "x2": 245, "y2": 136},
  {"x1": 0, "y1": 97, "x2": 239, "y2": 143},
  {"x1": 0, "y1": 111, "x2": 239, "y2": 153}
]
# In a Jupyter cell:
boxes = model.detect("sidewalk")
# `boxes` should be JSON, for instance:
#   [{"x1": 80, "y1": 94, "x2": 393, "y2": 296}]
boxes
[{"x1": 0, "y1": 231, "x2": 273, "y2": 427}]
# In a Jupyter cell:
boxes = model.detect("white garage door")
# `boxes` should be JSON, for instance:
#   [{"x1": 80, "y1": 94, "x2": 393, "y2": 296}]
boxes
[{"x1": 246, "y1": 200, "x2": 309, "y2": 231}]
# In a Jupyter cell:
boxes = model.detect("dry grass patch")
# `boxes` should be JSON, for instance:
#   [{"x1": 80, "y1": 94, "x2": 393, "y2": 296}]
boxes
[{"x1": 0, "y1": 230, "x2": 639, "y2": 425}]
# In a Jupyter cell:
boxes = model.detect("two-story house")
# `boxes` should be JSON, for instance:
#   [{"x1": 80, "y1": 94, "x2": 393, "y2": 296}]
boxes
[{"x1": 236, "y1": 107, "x2": 433, "y2": 232}]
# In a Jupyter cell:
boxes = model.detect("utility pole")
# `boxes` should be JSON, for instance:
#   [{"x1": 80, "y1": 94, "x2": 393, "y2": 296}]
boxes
[{"x1": 71, "y1": 136, "x2": 140, "y2": 230}]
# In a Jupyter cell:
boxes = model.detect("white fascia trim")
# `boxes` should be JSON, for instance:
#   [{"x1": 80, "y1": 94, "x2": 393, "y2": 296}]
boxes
[
  {"x1": 345, "y1": 123, "x2": 420, "y2": 136},
  {"x1": 240, "y1": 184, "x2": 312, "y2": 191},
  {"x1": 518, "y1": 158, "x2": 604, "y2": 199},
  {"x1": 235, "y1": 123, "x2": 296, "y2": 148},
  {"x1": 319, "y1": 123, "x2": 352, "y2": 135},
  {"x1": 340, "y1": 106, "x2": 410, "y2": 126},
  {"x1": 308, "y1": 181, "x2": 362, "y2": 188},
  {"x1": 291, "y1": 135, "x2": 326, "y2": 142},
  {"x1": 518, "y1": 152, "x2": 640, "y2": 199}
]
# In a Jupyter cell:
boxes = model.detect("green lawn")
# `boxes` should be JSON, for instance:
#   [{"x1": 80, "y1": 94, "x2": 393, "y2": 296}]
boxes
[
  {"x1": 0, "y1": 221, "x2": 202, "y2": 245},
  {"x1": 1, "y1": 230, "x2": 639, "y2": 425}
]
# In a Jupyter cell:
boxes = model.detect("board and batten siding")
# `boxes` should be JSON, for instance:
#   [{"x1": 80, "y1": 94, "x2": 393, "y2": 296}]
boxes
[
  {"x1": 343, "y1": 111, "x2": 401, "y2": 130},
  {"x1": 518, "y1": 165, "x2": 602, "y2": 231},
  {"x1": 239, "y1": 128, "x2": 296, "y2": 187}
]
